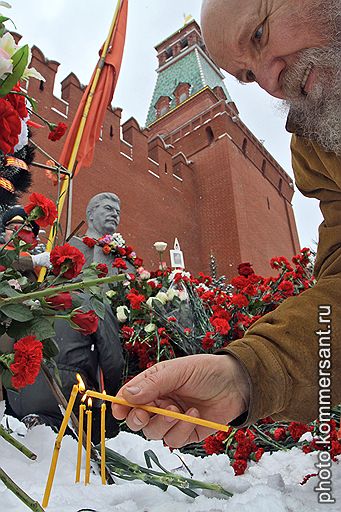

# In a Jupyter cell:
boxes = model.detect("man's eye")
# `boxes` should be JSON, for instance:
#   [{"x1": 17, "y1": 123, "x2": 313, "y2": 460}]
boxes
[
  {"x1": 246, "y1": 70, "x2": 256, "y2": 83},
  {"x1": 254, "y1": 25, "x2": 264, "y2": 42}
]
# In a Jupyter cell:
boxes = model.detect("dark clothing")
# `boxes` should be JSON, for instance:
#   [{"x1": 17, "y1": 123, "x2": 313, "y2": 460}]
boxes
[{"x1": 6, "y1": 303, "x2": 124, "y2": 442}]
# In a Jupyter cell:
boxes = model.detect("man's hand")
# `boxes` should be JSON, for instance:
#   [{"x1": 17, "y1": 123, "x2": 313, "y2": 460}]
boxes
[{"x1": 112, "y1": 354, "x2": 250, "y2": 448}]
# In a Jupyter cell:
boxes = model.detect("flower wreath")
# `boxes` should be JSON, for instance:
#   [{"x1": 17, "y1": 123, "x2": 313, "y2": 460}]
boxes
[{"x1": 82, "y1": 233, "x2": 143, "y2": 271}]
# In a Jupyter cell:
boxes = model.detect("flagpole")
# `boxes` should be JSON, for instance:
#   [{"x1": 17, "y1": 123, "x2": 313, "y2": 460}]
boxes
[{"x1": 38, "y1": 0, "x2": 123, "y2": 282}]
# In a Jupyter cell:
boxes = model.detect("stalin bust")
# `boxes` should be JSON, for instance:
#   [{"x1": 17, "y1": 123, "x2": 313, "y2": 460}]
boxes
[{"x1": 71, "y1": 192, "x2": 122, "y2": 270}]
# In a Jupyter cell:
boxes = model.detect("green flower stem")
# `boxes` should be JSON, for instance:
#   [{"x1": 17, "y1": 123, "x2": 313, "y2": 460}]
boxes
[
  {"x1": 251, "y1": 424, "x2": 289, "y2": 451},
  {"x1": 0, "y1": 425, "x2": 37, "y2": 460},
  {"x1": 0, "y1": 274, "x2": 126, "y2": 306},
  {"x1": 0, "y1": 467, "x2": 45, "y2": 512},
  {"x1": 0, "y1": 220, "x2": 29, "y2": 254}
]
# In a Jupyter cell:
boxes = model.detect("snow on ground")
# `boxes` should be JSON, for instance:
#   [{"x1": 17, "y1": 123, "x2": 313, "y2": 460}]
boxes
[{"x1": 0, "y1": 411, "x2": 340, "y2": 512}]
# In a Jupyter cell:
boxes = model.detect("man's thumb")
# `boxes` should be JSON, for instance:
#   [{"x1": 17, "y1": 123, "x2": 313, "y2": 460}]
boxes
[{"x1": 121, "y1": 361, "x2": 179, "y2": 404}]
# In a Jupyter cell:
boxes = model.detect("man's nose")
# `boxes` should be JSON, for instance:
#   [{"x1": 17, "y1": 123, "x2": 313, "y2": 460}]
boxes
[{"x1": 253, "y1": 58, "x2": 287, "y2": 99}]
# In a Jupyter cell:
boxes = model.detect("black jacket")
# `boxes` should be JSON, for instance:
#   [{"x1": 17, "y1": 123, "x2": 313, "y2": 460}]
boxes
[{"x1": 6, "y1": 302, "x2": 124, "y2": 435}]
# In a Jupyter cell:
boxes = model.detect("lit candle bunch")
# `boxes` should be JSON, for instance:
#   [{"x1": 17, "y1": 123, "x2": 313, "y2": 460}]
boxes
[{"x1": 42, "y1": 375, "x2": 230, "y2": 508}]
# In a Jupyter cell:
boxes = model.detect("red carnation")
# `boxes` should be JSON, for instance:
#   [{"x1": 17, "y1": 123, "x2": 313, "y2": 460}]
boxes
[
  {"x1": 96, "y1": 263, "x2": 108, "y2": 278},
  {"x1": 46, "y1": 292, "x2": 73, "y2": 310},
  {"x1": 71, "y1": 310, "x2": 99, "y2": 335},
  {"x1": 24, "y1": 192, "x2": 58, "y2": 227},
  {"x1": 126, "y1": 289, "x2": 145, "y2": 310},
  {"x1": 5, "y1": 83, "x2": 28, "y2": 119},
  {"x1": 232, "y1": 458, "x2": 248, "y2": 476},
  {"x1": 113, "y1": 257, "x2": 128, "y2": 270},
  {"x1": 83, "y1": 236, "x2": 97, "y2": 248},
  {"x1": 50, "y1": 243, "x2": 85, "y2": 279},
  {"x1": 278, "y1": 280, "x2": 295, "y2": 296},
  {"x1": 203, "y1": 434, "x2": 225, "y2": 455},
  {"x1": 273, "y1": 427, "x2": 286, "y2": 441},
  {"x1": 231, "y1": 276, "x2": 248, "y2": 290},
  {"x1": 288, "y1": 422, "x2": 310, "y2": 442},
  {"x1": 17, "y1": 229, "x2": 38, "y2": 248},
  {"x1": 0, "y1": 98, "x2": 22, "y2": 154},
  {"x1": 237, "y1": 262, "x2": 254, "y2": 277},
  {"x1": 210, "y1": 317, "x2": 230, "y2": 335},
  {"x1": 10, "y1": 336, "x2": 43, "y2": 389},
  {"x1": 202, "y1": 332, "x2": 215, "y2": 350},
  {"x1": 134, "y1": 257, "x2": 143, "y2": 267},
  {"x1": 230, "y1": 294, "x2": 249, "y2": 308},
  {"x1": 48, "y1": 122, "x2": 67, "y2": 141},
  {"x1": 0, "y1": 265, "x2": 7, "y2": 272},
  {"x1": 102, "y1": 244, "x2": 111, "y2": 255}
]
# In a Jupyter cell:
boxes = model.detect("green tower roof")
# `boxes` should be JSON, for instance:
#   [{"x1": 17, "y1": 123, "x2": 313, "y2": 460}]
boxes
[{"x1": 146, "y1": 46, "x2": 232, "y2": 126}]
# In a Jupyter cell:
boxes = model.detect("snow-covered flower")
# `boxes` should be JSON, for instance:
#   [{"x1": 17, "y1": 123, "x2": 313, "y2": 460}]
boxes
[
  {"x1": 0, "y1": 2, "x2": 12, "y2": 8},
  {"x1": 116, "y1": 305, "x2": 129, "y2": 322}
]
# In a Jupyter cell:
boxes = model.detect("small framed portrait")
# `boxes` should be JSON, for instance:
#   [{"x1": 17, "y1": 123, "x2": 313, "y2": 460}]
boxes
[{"x1": 170, "y1": 249, "x2": 185, "y2": 269}]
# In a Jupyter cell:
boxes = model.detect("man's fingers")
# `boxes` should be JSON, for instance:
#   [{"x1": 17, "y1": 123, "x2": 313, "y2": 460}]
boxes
[
  {"x1": 163, "y1": 408, "x2": 200, "y2": 448},
  {"x1": 111, "y1": 403, "x2": 131, "y2": 420},
  {"x1": 126, "y1": 408, "x2": 151, "y2": 431},
  {"x1": 142, "y1": 404, "x2": 181, "y2": 440}
]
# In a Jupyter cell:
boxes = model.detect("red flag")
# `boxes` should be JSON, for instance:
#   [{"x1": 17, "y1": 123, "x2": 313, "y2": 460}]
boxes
[{"x1": 59, "y1": 0, "x2": 128, "y2": 176}]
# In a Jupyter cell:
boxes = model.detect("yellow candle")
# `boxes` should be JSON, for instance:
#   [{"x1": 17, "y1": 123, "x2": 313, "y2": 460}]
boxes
[
  {"x1": 75, "y1": 403, "x2": 86, "y2": 483},
  {"x1": 42, "y1": 384, "x2": 79, "y2": 508},
  {"x1": 85, "y1": 398, "x2": 92, "y2": 485},
  {"x1": 101, "y1": 400, "x2": 106, "y2": 485},
  {"x1": 85, "y1": 389, "x2": 230, "y2": 433}
]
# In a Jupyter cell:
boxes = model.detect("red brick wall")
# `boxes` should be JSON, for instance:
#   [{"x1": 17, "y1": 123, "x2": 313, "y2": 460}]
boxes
[{"x1": 19, "y1": 41, "x2": 300, "y2": 279}]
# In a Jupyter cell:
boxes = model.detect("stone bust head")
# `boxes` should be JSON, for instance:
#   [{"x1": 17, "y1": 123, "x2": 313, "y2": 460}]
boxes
[{"x1": 86, "y1": 192, "x2": 121, "y2": 239}]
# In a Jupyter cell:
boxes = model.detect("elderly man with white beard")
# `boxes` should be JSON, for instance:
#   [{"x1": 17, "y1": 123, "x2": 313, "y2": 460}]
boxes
[{"x1": 112, "y1": 0, "x2": 341, "y2": 449}]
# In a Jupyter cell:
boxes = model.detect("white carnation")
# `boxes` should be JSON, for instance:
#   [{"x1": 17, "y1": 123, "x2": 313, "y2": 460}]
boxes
[{"x1": 116, "y1": 305, "x2": 129, "y2": 322}]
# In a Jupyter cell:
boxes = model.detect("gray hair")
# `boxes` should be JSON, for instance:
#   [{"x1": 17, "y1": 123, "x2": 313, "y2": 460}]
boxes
[{"x1": 86, "y1": 192, "x2": 120, "y2": 221}]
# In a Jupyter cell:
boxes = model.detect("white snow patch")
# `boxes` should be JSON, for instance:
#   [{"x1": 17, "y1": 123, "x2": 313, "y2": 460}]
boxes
[{"x1": 0, "y1": 419, "x2": 340, "y2": 511}]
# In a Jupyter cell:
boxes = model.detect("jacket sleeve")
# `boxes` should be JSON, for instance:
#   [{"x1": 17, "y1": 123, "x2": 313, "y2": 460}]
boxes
[{"x1": 218, "y1": 135, "x2": 341, "y2": 427}]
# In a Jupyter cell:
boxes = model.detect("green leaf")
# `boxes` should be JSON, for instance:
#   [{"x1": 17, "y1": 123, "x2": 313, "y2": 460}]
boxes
[
  {"x1": 0, "y1": 44, "x2": 29, "y2": 97},
  {"x1": 43, "y1": 337, "x2": 59, "y2": 358},
  {"x1": 0, "y1": 16, "x2": 9, "y2": 23},
  {"x1": 0, "y1": 368, "x2": 15, "y2": 391},
  {"x1": 0, "y1": 282, "x2": 21, "y2": 298},
  {"x1": 0, "y1": 303, "x2": 33, "y2": 322},
  {"x1": 90, "y1": 297, "x2": 105, "y2": 320},
  {"x1": 144, "y1": 450, "x2": 170, "y2": 473},
  {"x1": 6, "y1": 316, "x2": 55, "y2": 340}
]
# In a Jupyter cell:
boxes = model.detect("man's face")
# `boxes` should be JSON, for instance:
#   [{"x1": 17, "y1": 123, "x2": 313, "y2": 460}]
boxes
[
  {"x1": 201, "y1": 0, "x2": 341, "y2": 154},
  {"x1": 91, "y1": 199, "x2": 121, "y2": 235}
]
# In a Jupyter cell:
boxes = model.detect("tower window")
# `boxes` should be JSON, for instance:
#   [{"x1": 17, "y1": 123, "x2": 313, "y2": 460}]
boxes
[
  {"x1": 206, "y1": 126, "x2": 214, "y2": 145},
  {"x1": 174, "y1": 82, "x2": 191, "y2": 106},
  {"x1": 165, "y1": 47, "x2": 173, "y2": 60},
  {"x1": 262, "y1": 159, "x2": 266, "y2": 173},
  {"x1": 180, "y1": 37, "x2": 189, "y2": 49},
  {"x1": 179, "y1": 92, "x2": 188, "y2": 103},
  {"x1": 279, "y1": 178, "x2": 283, "y2": 192},
  {"x1": 110, "y1": 125, "x2": 114, "y2": 138},
  {"x1": 39, "y1": 80, "x2": 44, "y2": 91},
  {"x1": 242, "y1": 138, "x2": 247, "y2": 154},
  {"x1": 267, "y1": 197, "x2": 271, "y2": 210}
]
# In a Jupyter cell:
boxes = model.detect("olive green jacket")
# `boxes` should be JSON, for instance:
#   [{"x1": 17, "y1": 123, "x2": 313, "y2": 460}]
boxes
[{"x1": 221, "y1": 135, "x2": 341, "y2": 427}]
